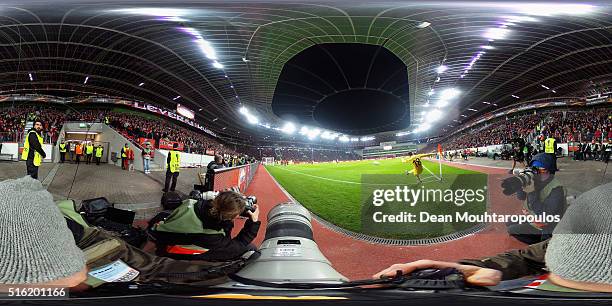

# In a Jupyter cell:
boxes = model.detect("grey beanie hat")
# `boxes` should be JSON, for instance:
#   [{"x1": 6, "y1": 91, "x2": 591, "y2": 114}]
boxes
[
  {"x1": 545, "y1": 182, "x2": 612, "y2": 284},
  {"x1": 0, "y1": 176, "x2": 86, "y2": 284}
]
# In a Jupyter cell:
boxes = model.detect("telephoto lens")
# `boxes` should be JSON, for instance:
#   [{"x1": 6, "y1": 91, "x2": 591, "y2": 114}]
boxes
[{"x1": 235, "y1": 202, "x2": 348, "y2": 283}]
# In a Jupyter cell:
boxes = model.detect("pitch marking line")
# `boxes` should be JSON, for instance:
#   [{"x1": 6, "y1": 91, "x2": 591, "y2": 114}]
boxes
[{"x1": 269, "y1": 166, "x2": 438, "y2": 186}]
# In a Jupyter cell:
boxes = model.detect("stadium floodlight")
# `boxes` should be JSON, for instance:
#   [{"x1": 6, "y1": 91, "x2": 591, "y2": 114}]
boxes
[
  {"x1": 511, "y1": 94, "x2": 520, "y2": 99},
  {"x1": 436, "y1": 65, "x2": 448, "y2": 74},
  {"x1": 173, "y1": 95, "x2": 181, "y2": 100},
  {"x1": 339, "y1": 135, "x2": 349, "y2": 142},
  {"x1": 212, "y1": 61, "x2": 224, "y2": 69},
  {"x1": 114, "y1": 8, "x2": 188, "y2": 17},
  {"x1": 300, "y1": 126, "x2": 309, "y2": 135},
  {"x1": 281, "y1": 122, "x2": 296, "y2": 134},
  {"x1": 307, "y1": 129, "x2": 321, "y2": 140},
  {"x1": 483, "y1": 28, "x2": 509, "y2": 40},
  {"x1": 551, "y1": 90, "x2": 557, "y2": 93},
  {"x1": 481, "y1": 45, "x2": 495, "y2": 50},
  {"x1": 138, "y1": 82, "x2": 145, "y2": 87},
  {"x1": 439, "y1": 88, "x2": 461, "y2": 103},
  {"x1": 429, "y1": 109, "x2": 443, "y2": 121},
  {"x1": 83, "y1": 76, "x2": 89, "y2": 84},
  {"x1": 428, "y1": 89, "x2": 435, "y2": 96},
  {"x1": 245, "y1": 113, "x2": 258, "y2": 124},
  {"x1": 239, "y1": 106, "x2": 248, "y2": 114},
  {"x1": 350, "y1": 137, "x2": 360, "y2": 142},
  {"x1": 416, "y1": 21, "x2": 431, "y2": 28},
  {"x1": 541, "y1": 84, "x2": 550, "y2": 90},
  {"x1": 504, "y1": 15, "x2": 538, "y2": 23},
  {"x1": 360, "y1": 136, "x2": 375, "y2": 141},
  {"x1": 28, "y1": 73, "x2": 33, "y2": 81}
]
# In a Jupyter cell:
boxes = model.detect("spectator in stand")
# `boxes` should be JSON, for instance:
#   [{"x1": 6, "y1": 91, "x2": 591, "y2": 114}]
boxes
[{"x1": 142, "y1": 142, "x2": 152, "y2": 174}]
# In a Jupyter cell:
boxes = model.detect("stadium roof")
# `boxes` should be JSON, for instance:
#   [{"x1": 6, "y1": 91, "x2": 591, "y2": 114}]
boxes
[{"x1": 1, "y1": 1, "x2": 611, "y2": 144}]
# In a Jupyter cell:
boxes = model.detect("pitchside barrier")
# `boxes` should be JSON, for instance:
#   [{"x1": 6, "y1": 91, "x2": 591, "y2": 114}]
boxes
[{"x1": 212, "y1": 162, "x2": 260, "y2": 192}]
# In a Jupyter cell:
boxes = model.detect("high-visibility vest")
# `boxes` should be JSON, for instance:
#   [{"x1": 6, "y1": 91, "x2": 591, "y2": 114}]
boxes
[
  {"x1": 522, "y1": 177, "x2": 565, "y2": 229},
  {"x1": 75, "y1": 145, "x2": 83, "y2": 155},
  {"x1": 104, "y1": 116, "x2": 110, "y2": 124},
  {"x1": 152, "y1": 199, "x2": 224, "y2": 255},
  {"x1": 122, "y1": 147, "x2": 128, "y2": 158},
  {"x1": 95, "y1": 147, "x2": 103, "y2": 158},
  {"x1": 544, "y1": 138, "x2": 556, "y2": 154},
  {"x1": 21, "y1": 130, "x2": 44, "y2": 166},
  {"x1": 86, "y1": 145, "x2": 94, "y2": 154},
  {"x1": 169, "y1": 150, "x2": 180, "y2": 173},
  {"x1": 59, "y1": 143, "x2": 67, "y2": 153}
]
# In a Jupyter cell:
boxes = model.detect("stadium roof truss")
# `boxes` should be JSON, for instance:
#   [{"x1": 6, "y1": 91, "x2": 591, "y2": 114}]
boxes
[{"x1": 0, "y1": 1, "x2": 610, "y2": 143}]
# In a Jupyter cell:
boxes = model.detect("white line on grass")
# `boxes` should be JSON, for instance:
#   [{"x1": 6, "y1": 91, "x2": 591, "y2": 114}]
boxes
[
  {"x1": 269, "y1": 166, "x2": 438, "y2": 186},
  {"x1": 422, "y1": 164, "x2": 441, "y2": 181}
]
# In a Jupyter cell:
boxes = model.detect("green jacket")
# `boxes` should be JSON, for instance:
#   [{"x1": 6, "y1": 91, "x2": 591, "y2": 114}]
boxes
[{"x1": 459, "y1": 240, "x2": 548, "y2": 280}]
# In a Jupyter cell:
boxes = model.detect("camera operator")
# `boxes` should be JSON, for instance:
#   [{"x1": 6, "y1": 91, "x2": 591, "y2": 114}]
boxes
[
  {"x1": 501, "y1": 153, "x2": 567, "y2": 244},
  {"x1": 204, "y1": 154, "x2": 225, "y2": 191},
  {"x1": 148, "y1": 190, "x2": 261, "y2": 261},
  {"x1": 374, "y1": 182, "x2": 612, "y2": 293}
]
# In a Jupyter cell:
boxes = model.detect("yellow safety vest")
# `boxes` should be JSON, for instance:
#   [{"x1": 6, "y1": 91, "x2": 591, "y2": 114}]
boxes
[
  {"x1": 169, "y1": 150, "x2": 180, "y2": 173},
  {"x1": 95, "y1": 147, "x2": 103, "y2": 158},
  {"x1": 21, "y1": 130, "x2": 44, "y2": 166},
  {"x1": 122, "y1": 147, "x2": 128, "y2": 158},
  {"x1": 86, "y1": 145, "x2": 94, "y2": 154},
  {"x1": 59, "y1": 143, "x2": 67, "y2": 152},
  {"x1": 545, "y1": 138, "x2": 555, "y2": 154}
]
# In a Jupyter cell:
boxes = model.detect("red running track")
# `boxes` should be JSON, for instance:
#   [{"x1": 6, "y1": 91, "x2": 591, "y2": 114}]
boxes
[{"x1": 237, "y1": 162, "x2": 526, "y2": 280}]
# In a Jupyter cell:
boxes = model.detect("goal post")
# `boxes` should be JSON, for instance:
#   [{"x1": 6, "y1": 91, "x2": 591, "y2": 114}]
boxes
[{"x1": 262, "y1": 156, "x2": 275, "y2": 165}]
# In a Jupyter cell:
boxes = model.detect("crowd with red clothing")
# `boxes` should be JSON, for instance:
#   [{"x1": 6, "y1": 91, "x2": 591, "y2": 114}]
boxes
[
  {"x1": 0, "y1": 105, "x2": 240, "y2": 157},
  {"x1": 443, "y1": 108, "x2": 611, "y2": 150}
]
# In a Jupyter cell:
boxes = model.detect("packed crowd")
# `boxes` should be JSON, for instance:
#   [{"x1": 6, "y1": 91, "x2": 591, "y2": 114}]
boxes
[
  {"x1": 255, "y1": 146, "x2": 360, "y2": 163},
  {"x1": 0, "y1": 105, "x2": 239, "y2": 156},
  {"x1": 443, "y1": 108, "x2": 611, "y2": 150}
]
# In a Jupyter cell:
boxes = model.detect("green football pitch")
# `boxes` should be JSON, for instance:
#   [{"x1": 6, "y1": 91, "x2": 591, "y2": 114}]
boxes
[{"x1": 266, "y1": 158, "x2": 488, "y2": 239}]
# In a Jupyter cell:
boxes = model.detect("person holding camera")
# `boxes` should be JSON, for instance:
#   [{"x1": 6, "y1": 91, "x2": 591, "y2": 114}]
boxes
[
  {"x1": 148, "y1": 190, "x2": 261, "y2": 261},
  {"x1": 501, "y1": 153, "x2": 567, "y2": 244},
  {"x1": 374, "y1": 182, "x2": 612, "y2": 293}
]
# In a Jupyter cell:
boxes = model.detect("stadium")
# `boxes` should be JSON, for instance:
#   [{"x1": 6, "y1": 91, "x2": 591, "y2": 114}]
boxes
[{"x1": 0, "y1": 1, "x2": 611, "y2": 305}]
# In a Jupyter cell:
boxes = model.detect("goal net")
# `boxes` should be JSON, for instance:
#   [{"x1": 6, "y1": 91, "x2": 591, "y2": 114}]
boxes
[{"x1": 262, "y1": 156, "x2": 275, "y2": 165}]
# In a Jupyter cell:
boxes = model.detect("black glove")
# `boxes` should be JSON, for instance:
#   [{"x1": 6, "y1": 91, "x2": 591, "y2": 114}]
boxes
[{"x1": 501, "y1": 176, "x2": 523, "y2": 196}]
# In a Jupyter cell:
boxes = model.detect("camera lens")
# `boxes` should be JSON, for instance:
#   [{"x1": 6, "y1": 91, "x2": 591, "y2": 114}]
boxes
[{"x1": 264, "y1": 203, "x2": 313, "y2": 241}]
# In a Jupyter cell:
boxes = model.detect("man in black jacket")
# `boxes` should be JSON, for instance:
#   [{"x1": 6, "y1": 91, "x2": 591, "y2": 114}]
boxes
[
  {"x1": 21, "y1": 120, "x2": 47, "y2": 179},
  {"x1": 204, "y1": 154, "x2": 225, "y2": 191},
  {"x1": 149, "y1": 191, "x2": 261, "y2": 261}
]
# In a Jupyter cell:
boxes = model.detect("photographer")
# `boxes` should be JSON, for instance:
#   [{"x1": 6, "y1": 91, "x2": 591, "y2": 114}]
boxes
[
  {"x1": 148, "y1": 191, "x2": 261, "y2": 261},
  {"x1": 374, "y1": 182, "x2": 612, "y2": 292},
  {"x1": 501, "y1": 153, "x2": 567, "y2": 244}
]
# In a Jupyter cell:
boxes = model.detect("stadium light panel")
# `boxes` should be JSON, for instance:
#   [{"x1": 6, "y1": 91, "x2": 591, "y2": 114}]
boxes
[
  {"x1": 511, "y1": 94, "x2": 520, "y2": 99},
  {"x1": 504, "y1": 15, "x2": 538, "y2": 23},
  {"x1": 350, "y1": 137, "x2": 360, "y2": 142},
  {"x1": 429, "y1": 109, "x2": 443, "y2": 121},
  {"x1": 281, "y1": 122, "x2": 296, "y2": 134},
  {"x1": 416, "y1": 21, "x2": 431, "y2": 28},
  {"x1": 483, "y1": 28, "x2": 509, "y2": 40},
  {"x1": 307, "y1": 129, "x2": 321, "y2": 140},
  {"x1": 428, "y1": 89, "x2": 435, "y2": 96},
  {"x1": 114, "y1": 8, "x2": 188, "y2": 17},
  {"x1": 339, "y1": 135, "x2": 349, "y2": 142},
  {"x1": 28, "y1": 73, "x2": 33, "y2": 81},
  {"x1": 436, "y1": 65, "x2": 448, "y2": 74},
  {"x1": 173, "y1": 95, "x2": 181, "y2": 100},
  {"x1": 138, "y1": 82, "x2": 145, "y2": 87},
  {"x1": 541, "y1": 84, "x2": 550, "y2": 90},
  {"x1": 439, "y1": 88, "x2": 461, "y2": 101},
  {"x1": 83, "y1": 76, "x2": 89, "y2": 84},
  {"x1": 360, "y1": 136, "x2": 375, "y2": 141},
  {"x1": 212, "y1": 61, "x2": 224, "y2": 69},
  {"x1": 245, "y1": 113, "x2": 258, "y2": 124},
  {"x1": 239, "y1": 106, "x2": 248, "y2": 114},
  {"x1": 481, "y1": 45, "x2": 495, "y2": 50}
]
